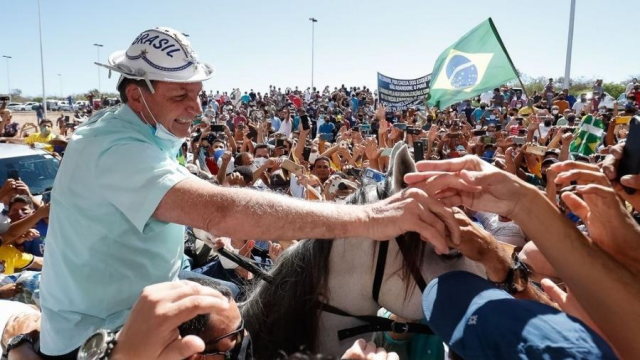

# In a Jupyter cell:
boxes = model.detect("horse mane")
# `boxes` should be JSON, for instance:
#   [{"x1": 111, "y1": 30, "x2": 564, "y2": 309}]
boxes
[
  {"x1": 243, "y1": 143, "x2": 433, "y2": 358},
  {"x1": 242, "y1": 238, "x2": 334, "y2": 359}
]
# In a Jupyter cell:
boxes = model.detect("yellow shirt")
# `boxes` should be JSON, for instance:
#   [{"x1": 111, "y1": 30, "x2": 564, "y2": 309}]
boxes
[
  {"x1": 0, "y1": 245, "x2": 35, "y2": 274},
  {"x1": 25, "y1": 132, "x2": 56, "y2": 152}
]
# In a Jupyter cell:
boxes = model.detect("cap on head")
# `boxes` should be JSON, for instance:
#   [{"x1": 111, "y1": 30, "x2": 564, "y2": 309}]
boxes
[{"x1": 95, "y1": 27, "x2": 214, "y2": 93}]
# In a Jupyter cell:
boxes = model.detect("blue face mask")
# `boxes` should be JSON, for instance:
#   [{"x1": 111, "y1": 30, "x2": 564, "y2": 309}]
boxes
[{"x1": 138, "y1": 88, "x2": 185, "y2": 157}]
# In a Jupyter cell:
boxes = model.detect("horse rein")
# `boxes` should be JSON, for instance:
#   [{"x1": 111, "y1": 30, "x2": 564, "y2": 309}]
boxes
[{"x1": 317, "y1": 237, "x2": 435, "y2": 341}]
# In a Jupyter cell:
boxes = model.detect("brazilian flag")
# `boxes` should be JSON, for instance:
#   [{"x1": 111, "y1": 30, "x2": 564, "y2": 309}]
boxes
[
  {"x1": 569, "y1": 115, "x2": 605, "y2": 156},
  {"x1": 427, "y1": 18, "x2": 518, "y2": 109}
]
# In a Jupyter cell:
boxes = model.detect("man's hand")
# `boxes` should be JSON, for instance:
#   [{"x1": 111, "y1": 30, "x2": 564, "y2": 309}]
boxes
[
  {"x1": 220, "y1": 151, "x2": 232, "y2": 165},
  {"x1": 363, "y1": 138, "x2": 379, "y2": 160},
  {"x1": 375, "y1": 105, "x2": 387, "y2": 121},
  {"x1": 427, "y1": 125, "x2": 439, "y2": 143},
  {"x1": 110, "y1": 281, "x2": 230, "y2": 360},
  {"x1": 404, "y1": 155, "x2": 532, "y2": 218},
  {"x1": 0, "y1": 283, "x2": 23, "y2": 299},
  {"x1": 15, "y1": 229, "x2": 40, "y2": 245},
  {"x1": 362, "y1": 187, "x2": 462, "y2": 255},
  {"x1": 601, "y1": 143, "x2": 640, "y2": 209},
  {"x1": 561, "y1": 184, "x2": 640, "y2": 275},
  {"x1": 341, "y1": 339, "x2": 399, "y2": 360},
  {"x1": 225, "y1": 173, "x2": 244, "y2": 187},
  {"x1": 450, "y1": 208, "x2": 510, "y2": 282},
  {"x1": 0, "y1": 179, "x2": 17, "y2": 199},
  {"x1": 268, "y1": 241, "x2": 284, "y2": 263},
  {"x1": 14, "y1": 181, "x2": 32, "y2": 197}
]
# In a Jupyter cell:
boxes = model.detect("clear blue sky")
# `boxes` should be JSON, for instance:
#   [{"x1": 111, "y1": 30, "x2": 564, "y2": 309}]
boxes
[{"x1": 2, "y1": 0, "x2": 638, "y2": 98}]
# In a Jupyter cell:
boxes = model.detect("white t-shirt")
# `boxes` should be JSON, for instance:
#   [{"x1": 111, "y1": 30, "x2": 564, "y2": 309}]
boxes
[
  {"x1": 539, "y1": 124, "x2": 552, "y2": 139},
  {"x1": 475, "y1": 212, "x2": 526, "y2": 247},
  {"x1": 277, "y1": 120, "x2": 292, "y2": 137},
  {"x1": 572, "y1": 101, "x2": 587, "y2": 114}
]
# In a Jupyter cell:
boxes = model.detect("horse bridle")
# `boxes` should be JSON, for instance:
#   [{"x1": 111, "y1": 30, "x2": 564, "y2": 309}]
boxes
[
  {"x1": 317, "y1": 236, "x2": 435, "y2": 341},
  {"x1": 221, "y1": 235, "x2": 437, "y2": 341}
]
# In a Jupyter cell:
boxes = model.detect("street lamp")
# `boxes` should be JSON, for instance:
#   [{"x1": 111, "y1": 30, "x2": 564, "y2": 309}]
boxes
[
  {"x1": 58, "y1": 74, "x2": 62, "y2": 98},
  {"x1": 309, "y1": 17, "x2": 317, "y2": 90},
  {"x1": 563, "y1": 0, "x2": 577, "y2": 89},
  {"x1": 2, "y1": 55, "x2": 11, "y2": 101},
  {"x1": 37, "y1": 0, "x2": 47, "y2": 119},
  {"x1": 93, "y1": 43, "x2": 104, "y2": 96}
]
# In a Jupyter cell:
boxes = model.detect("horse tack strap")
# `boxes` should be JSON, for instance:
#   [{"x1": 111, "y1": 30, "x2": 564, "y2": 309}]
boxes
[
  {"x1": 317, "y1": 302, "x2": 434, "y2": 341},
  {"x1": 395, "y1": 236, "x2": 427, "y2": 292},
  {"x1": 372, "y1": 241, "x2": 389, "y2": 303},
  {"x1": 217, "y1": 248, "x2": 274, "y2": 283}
]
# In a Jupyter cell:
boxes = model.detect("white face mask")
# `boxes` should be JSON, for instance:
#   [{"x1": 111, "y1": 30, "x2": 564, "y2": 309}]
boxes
[
  {"x1": 138, "y1": 88, "x2": 185, "y2": 154},
  {"x1": 253, "y1": 157, "x2": 267, "y2": 168},
  {"x1": 552, "y1": 110, "x2": 559, "y2": 115}
]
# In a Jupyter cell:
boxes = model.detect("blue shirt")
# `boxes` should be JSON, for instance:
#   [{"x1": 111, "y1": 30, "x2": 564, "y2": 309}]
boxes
[
  {"x1": 319, "y1": 122, "x2": 335, "y2": 134},
  {"x1": 22, "y1": 220, "x2": 48, "y2": 257},
  {"x1": 292, "y1": 116, "x2": 300, "y2": 132},
  {"x1": 241, "y1": 94, "x2": 251, "y2": 103},
  {"x1": 271, "y1": 116, "x2": 282, "y2": 132},
  {"x1": 39, "y1": 105, "x2": 191, "y2": 354}
]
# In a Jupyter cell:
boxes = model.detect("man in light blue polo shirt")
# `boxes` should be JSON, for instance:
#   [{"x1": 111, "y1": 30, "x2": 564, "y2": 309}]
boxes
[{"x1": 37, "y1": 27, "x2": 464, "y2": 359}]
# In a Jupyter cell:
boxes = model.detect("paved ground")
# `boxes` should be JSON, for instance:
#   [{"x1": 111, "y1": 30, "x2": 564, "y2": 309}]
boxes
[{"x1": 11, "y1": 110, "x2": 76, "y2": 136}]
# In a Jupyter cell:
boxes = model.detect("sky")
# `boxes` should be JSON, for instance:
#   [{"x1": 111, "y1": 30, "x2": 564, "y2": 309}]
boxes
[{"x1": 2, "y1": 0, "x2": 638, "y2": 98}]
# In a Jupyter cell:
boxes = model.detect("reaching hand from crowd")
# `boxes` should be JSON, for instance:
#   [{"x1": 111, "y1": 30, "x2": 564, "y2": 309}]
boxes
[
  {"x1": 601, "y1": 143, "x2": 640, "y2": 209},
  {"x1": 341, "y1": 339, "x2": 399, "y2": 360},
  {"x1": 560, "y1": 183, "x2": 640, "y2": 276},
  {"x1": 405, "y1": 156, "x2": 526, "y2": 218},
  {"x1": 110, "y1": 281, "x2": 231, "y2": 360}
]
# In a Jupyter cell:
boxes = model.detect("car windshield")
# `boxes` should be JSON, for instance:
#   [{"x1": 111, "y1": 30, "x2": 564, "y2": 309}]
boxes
[{"x1": 0, "y1": 154, "x2": 60, "y2": 194}]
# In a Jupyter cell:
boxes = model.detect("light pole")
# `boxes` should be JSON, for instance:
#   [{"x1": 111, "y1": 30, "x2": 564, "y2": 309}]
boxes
[
  {"x1": 2, "y1": 55, "x2": 11, "y2": 101},
  {"x1": 309, "y1": 17, "x2": 317, "y2": 90},
  {"x1": 93, "y1": 43, "x2": 103, "y2": 96},
  {"x1": 58, "y1": 74, "x2": 62, "y2": 98},
  {"x1": 563, "y1": 0, "x2": 576, "y2": 90},
  {"x1": 37, "y1": 0, "x2": 47, "y2": 119}
]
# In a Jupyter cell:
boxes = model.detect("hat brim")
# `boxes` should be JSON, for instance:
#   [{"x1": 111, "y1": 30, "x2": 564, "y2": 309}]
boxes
[
  {"x1": 422, "y1": 271, "x2": 615, "y2": 359},
  {"x1": 97, "y1": 49, "x2": 215, "y2": 84}
]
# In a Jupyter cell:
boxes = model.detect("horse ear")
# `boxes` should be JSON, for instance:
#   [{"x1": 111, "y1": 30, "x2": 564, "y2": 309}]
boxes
[{"x1": 386, "y1": 141, "x2": 416, "y2": 195}]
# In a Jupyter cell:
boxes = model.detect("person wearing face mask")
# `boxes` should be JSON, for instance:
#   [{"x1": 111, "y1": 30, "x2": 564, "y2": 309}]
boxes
[
  {"x1": 1, "y1": 119, "x2": 57, "y2": 152},
  {"x1": 38, "y1": 28, "x2": 457, "y2": 360},
  {"x1": 549, "y1": 105, "x2": 562, "y2": 125}
]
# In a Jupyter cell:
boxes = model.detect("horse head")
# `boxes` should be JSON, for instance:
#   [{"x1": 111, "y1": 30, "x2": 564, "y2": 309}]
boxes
[{"x1": 243, "y1": 142, "x2": 485, "y2": 358}]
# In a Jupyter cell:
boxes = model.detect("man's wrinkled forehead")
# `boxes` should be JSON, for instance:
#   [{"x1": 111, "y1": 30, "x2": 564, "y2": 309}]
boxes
[{"x1": 155, "y1": 81, "x2": 203, "y2": 95}]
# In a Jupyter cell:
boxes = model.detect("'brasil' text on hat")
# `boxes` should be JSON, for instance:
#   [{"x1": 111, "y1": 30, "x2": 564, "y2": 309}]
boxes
[{"x1": 95, "y1": 27, "x2": 214, "y2": 93}]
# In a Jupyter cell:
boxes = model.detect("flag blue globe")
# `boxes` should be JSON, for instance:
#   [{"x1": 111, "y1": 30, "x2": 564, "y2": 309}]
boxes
[{"x1": 446, "y1": 55, "x2": 479, "y2": 89}]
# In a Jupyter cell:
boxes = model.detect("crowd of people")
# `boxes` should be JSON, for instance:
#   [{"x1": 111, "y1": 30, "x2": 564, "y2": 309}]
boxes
[{"x1": 0, "y1": 26, "x2": 639, "y2": 360}]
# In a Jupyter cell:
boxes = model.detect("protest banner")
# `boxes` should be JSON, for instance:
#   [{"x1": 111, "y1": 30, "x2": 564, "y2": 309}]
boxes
[{"x1": 377, "y1": 72, "x2": 431, "y2": 111}]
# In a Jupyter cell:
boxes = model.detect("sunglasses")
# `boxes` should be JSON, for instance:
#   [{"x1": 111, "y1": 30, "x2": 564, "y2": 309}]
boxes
[{"x1": 200, "y1": 319, "x2": 245, "y2": 357}]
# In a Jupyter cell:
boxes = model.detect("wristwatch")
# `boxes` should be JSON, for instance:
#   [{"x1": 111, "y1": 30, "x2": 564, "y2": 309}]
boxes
[
  {"x1": 77, "y1": 329, "x2": 117, "y2": 360},
  {"x1": 493, "y1": 247, "x2": 529, "y2": 295},
  {"x1": 6, "y1": 334, "x2": 34, "y2": 354}
]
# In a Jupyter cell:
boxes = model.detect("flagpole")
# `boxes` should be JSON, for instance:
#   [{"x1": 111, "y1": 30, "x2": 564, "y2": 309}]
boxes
[{"x1": 486, "y1": 18, "x2": 536, "y2": 115}]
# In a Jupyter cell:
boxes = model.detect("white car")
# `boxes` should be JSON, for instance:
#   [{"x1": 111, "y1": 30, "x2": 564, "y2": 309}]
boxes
[
  {"x1": 56, "y1": 101, "x2": 72, "y2": 111},
  {"x1": 6, "y1": 102, "x2": 23, "y2": 111},
  {"x1": 22, "y1": 102, "x2": 39, "y2": 110},
  {"x1": 72, "y1": 100, "x2": 89, "y2": 110},
  {"x1": 0, "y1": 144, "x2": 60, "y2": 198}
]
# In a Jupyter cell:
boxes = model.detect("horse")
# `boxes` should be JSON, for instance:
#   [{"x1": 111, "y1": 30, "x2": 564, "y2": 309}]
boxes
[{"x1": 242, "y1": 142, "x2": 486, "y2": 359}]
